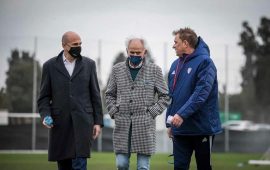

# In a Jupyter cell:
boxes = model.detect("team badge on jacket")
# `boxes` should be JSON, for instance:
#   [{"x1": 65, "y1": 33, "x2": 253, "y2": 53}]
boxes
[{"x1": 187, "y1": 67, "x2": 192, "y2": 74}]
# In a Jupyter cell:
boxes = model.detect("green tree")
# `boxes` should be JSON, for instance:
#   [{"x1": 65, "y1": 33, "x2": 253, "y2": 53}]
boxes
[
  {"x1": 238, "y1": 17, "x2": 270, "y2": 122},
  {"x1": 101, "y1": 52, "x2": 127, "y2": 113},
  {"x1": 5, "y1": 49, "x2": 42, "y2": 113},
  {"x1": 0, "y1": 88, "x2": 7, "y2": 109},
  {"x1": 112, "y1": 52, "x2": 126, "y2": 65},
  {"x1": 145, "y1": 48, "x2": 155, "y2": 63},
  {"x1": 255, "y1": 17, "x2": 270, "y2": 106}
]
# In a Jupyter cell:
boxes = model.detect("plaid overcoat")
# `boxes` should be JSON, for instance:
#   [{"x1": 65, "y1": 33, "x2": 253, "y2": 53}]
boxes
[{"x1": 105, "y1": 60, "x2": 170, "y2": 155}]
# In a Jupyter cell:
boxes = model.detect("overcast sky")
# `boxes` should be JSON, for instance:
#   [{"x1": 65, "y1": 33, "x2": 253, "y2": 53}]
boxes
[{"x1": 0, "y1": 0, "x2": 269, "y2": 93}]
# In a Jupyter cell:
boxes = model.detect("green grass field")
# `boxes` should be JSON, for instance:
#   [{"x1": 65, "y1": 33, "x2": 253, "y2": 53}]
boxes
[{"x1": 0, "y1": 152, "x2": 269, "y2": 170}]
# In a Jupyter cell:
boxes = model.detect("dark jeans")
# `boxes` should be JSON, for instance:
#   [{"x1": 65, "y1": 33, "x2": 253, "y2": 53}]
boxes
[
  {"x1": 173, "y1": 135, "x2": 214, "y2": 170},
  {"x1": 57, "y1": 157, "x2": 87, "y2": 170}
]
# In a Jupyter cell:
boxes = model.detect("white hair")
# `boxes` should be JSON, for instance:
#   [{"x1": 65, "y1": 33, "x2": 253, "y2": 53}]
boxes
[{"x1": 125, "y1": 36, "x2": 147, "y2": 49}]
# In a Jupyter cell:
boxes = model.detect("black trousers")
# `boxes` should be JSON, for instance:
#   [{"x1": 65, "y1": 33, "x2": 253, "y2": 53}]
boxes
[
  {"x1": 173, "y1": 135, "x2": 214, "y2": 170},
  {"x1": 57, "y1": 157, "x2": 87, "y2": 170}
]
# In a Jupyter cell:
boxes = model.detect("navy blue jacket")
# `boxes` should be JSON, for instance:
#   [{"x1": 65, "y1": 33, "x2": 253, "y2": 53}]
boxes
[{"x1": 166, "y1": 37, "x2": 222, "y2": 135}]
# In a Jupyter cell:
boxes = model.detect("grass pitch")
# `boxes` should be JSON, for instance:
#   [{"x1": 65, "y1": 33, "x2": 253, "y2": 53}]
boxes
[{"x1": 0, "y1": 152, "x2": 269, "y2": 170}]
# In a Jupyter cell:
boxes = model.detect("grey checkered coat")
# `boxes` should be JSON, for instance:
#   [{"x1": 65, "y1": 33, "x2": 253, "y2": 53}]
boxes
[{"x1": 105, "y1": 60, "x2": 170, "y2": 155}]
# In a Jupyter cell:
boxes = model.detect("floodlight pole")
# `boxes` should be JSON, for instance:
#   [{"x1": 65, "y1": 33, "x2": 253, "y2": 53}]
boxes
[
  {"x1": 97, "y1": 39, "x2": 102, "y2": 152},
  {"x1": 224, "y1": 44, "x2": 229, "y2": 152},
  {"x1": 163, "y1": 42, "x2": 168, "y2": 152},
  {"x1": 32, "y1": 37, "x2": 38, "y2": 150},
  {"x1": 163, "y1": 42, "x2": 168, "y2": 75}
]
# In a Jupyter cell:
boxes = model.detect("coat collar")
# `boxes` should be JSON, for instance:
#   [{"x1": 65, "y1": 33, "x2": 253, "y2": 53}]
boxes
[
  {"x1": 54, "y1": 50, "x2": 83, "y2": 79},
  {"x1": 125, "y1": 58, "x2": 146, "y2": 83}
]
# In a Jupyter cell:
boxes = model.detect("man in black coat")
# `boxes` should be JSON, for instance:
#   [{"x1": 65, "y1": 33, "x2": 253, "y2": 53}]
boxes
[{"x1": 37, "y1": 31, "x2": 103, "y2": 170}]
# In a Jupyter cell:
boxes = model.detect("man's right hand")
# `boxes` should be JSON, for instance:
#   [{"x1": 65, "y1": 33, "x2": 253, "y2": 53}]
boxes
[
  {"x1": 167, "y1": 128, "x2": 173, "y2": 138},
  {"x1": 42, "y1": 116, "x2": 53, "y2": 128},
  {"x1": 172, "y1": 114, "x2": 184, "y2": 127}
]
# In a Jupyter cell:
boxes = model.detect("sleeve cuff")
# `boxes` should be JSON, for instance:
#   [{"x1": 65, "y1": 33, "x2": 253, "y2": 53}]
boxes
[
  {"x1": 107, "y1": 106, "x2": 119, "y2": 119},
  {"x1": 147, "y1": 106, "x2": 159, "y2": 119}
]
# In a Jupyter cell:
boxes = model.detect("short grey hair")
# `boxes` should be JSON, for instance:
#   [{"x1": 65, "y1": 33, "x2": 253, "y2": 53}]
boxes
[{"x1": 125, "y1": 37, "x2": 146, "y2": 49}]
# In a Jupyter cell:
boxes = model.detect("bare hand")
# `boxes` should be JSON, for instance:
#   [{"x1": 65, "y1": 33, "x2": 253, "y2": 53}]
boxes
[
  {"x1": 167, "y1": 128, "x2": 173, "y2": 138},
  {"x1": 172, "y1": 114, "x2": 183, "y2": 127},
  {"x1": 93, "y1": 125, "x2": 101, "y2": 139}
]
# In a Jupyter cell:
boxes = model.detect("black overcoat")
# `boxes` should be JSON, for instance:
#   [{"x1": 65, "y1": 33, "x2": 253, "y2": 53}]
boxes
[{"x1": 38, "y1": 51, "x2": 103, "y2": 161}]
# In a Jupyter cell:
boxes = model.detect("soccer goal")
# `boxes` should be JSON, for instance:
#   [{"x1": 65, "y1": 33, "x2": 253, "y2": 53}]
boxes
[{"x1": 248, "y1": 147, "x2": 270, "y2": 166}]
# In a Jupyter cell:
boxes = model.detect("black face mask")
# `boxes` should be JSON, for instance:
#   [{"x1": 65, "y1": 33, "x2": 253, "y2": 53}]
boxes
[{"x1": 68, "y1": 46, "x2": 81, "y2": 58}]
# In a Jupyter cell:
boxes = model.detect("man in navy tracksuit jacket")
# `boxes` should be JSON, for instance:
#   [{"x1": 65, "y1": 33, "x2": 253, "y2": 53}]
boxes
[{"x1": 166, "y1": 28, "x2": 222, "y2": 170}]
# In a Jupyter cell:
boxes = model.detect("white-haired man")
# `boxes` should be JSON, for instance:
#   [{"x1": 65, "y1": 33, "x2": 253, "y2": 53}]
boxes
[{"x1": 106, "y1": 38, "x2": 170, "y2": 170}]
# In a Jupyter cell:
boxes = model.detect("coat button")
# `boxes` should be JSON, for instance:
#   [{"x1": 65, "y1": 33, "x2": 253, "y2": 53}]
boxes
[
  {"x1": 130, "y1": 112, "x2": 133, "y2": 116},
  {"x1": 131, "y1": 86, "x2": 134, "y2": 90},
  {"x1": 129, "y1": 100, "x2": 133, "y2": 103}
]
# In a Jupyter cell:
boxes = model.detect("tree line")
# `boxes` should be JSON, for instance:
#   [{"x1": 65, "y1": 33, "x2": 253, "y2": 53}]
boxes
[{"x1": 219, "y1": 16, "x2": 270, "y2": 122}]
